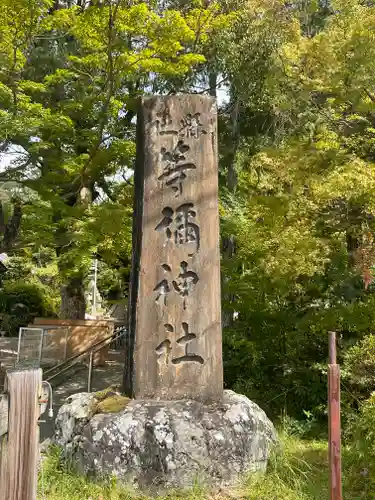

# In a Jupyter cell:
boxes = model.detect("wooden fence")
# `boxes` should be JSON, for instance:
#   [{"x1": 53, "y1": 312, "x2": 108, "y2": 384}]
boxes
[{"x1": 0, "y1": 368, "x2": 42, "y2": 500}]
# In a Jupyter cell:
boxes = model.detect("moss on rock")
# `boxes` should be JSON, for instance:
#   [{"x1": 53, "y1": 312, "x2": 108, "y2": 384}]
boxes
[
  {"x1": 96, "y1": 395, "x2": 131, "y2": 414},
  {"x1": 93, "y1": 386, "x2": 120, "y2": 402},
  {"x1": 89, "y1": 386, "x2": 131, "y2": 414}
]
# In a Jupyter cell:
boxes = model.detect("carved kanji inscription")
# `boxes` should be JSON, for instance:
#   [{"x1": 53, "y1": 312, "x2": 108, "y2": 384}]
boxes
[
  {"x1": 156, "y1": 323, "x2": 204, "y2": 366},
  {"x1": 126, "y1": 95, "x2": 222, "y2": 402},
  {"x1": 159, "y1": 140, "x2": 196, "y2": 197},
  {"x1": 155, "y1": 203, "x2": 200, "y2": 256},
  {"x1": 179, "y1": 113, "x2": 207, "y2": 139},
  {"x1": 154, "y1": 262, "x2": 199, "y2": 310},
  {"x1": 155, "y1": 111, "x2": 207, "y2": 140}
]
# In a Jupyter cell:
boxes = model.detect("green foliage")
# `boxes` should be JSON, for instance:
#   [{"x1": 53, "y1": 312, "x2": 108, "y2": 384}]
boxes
[
  {"x1": 217, "y1": 0, "x2": 375, "y2": 425},
  {"x1": 280, "y1": 412, "x2": 323, "y2": 440},
  {"x1": 343, "y1": 334, "x2": 375, "y2": 395},
  {"x1": 3, "y1": 4, "x2": 375, "y2": 481},
  {"x1": 0, "y1": 280, "x2": 57, "y2": 335},
  {"x1": 245, "y1": 431, "x2": 375, "y2": 499},
  {"x1": 0, "y1": 0, "x2": 224, "y2": 317},
  {"x1": 345, "y1": 393, "x2": 375, "y2": 491},
  {"x1": 96, "y1": 260, "x2": 129, "y2": 302}
]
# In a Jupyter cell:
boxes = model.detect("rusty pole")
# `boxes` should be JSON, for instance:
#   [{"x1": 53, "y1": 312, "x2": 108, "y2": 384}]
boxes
[{"x1": 328, "y1": 331, "x2": 342, "y2": 500}]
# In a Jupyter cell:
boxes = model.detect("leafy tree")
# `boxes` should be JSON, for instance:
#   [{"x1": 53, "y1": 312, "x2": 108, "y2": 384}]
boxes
[
  {"x1": 0, "y1": 0, "x2": 221, "y2": 318},
  {"x1": 3, "y1": 0, "x2": 375, "y2": 429},
  {"x1": 215, "y1": 0, "x2": 375, "y2": 418}
]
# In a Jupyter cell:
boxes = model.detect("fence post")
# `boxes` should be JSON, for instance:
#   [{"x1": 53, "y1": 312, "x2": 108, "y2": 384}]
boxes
[
  {"x1": 87, "y1": 352, "x2": 94, "y2": 393},
  {"x1": 328, "y1": 331, "x2": 342, "y2": 500},
  {"x1": 1, "y1": 367, "x2": 42, "y2": 500},
  {"x1": 0, "y1": 434, "x2": 7, "y2": 500},
  {"x1": 0, "y1": 393, "x2": 8, "y2": 500},
  {"x1": 0, "y1": 388, "x2": 9, "y2": 500}
]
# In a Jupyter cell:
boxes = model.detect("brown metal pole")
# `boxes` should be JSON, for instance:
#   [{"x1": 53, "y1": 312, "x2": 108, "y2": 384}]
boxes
[
  {"x1": 329, "y1": 331, "x2": 337, "y2": 365},
  {"x1": 328, "y1": 331, "x2": 342, "y2": 500}
]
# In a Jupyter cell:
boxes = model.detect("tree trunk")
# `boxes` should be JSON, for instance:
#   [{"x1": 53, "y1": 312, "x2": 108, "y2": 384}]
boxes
[
  {"x1": 346, "y1": 232, "x2": 360, "y2": 268},
  {"x1": 0, "y1": 201, "x2": 22, "y2": 253},
  {"x1": 60, "y1": 275, "x2": 86, "y2": 319},
  {"x1": 55, "y1": 222, "x2": 86, "y2": 320},
  {"x1": 227, "y1": 99, "x2": 240, "y2": 191},
  {"x1": 208, "y1": 72, "x2": 217, "y2": 98},
  {"x1": 54, "y1": 184, "x2": 92, "y2": 320}
]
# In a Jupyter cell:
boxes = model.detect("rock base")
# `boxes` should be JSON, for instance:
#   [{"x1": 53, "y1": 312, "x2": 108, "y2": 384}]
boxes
[{"x1": 54, "y1": 390, "x2": 276, "y2": 491}]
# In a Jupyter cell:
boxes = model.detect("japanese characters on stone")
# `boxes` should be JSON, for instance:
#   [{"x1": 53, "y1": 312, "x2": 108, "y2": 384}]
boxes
[
  {"x1": 155, "y1": 111, "x2": 206, "y2": 195},
  {"x1": 127, "y1": 95, "x2": 222, "y2": 401},
  {"x1": 154, "y1": 112, "x2": 206, "y2": 367}
]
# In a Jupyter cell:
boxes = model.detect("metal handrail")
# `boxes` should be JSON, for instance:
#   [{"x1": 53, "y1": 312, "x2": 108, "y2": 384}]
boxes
[
  {"x1": 45, "y1": 327, "x2": 127, "y2": 387},
  {"x1": 0, "y1": 349, "x2": 17, "y2": 356},
  {"x1": 44, "y1": 327, "x2": 125, "y2": 377}
]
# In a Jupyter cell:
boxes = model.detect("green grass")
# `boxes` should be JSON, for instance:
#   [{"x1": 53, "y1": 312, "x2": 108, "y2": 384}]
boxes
[
  {"x1": 241, "y1": 434, "x2": 372, "y2": 500},
  {"x1": 37, "y1": 434, "x2": 375, "y2": 499}
]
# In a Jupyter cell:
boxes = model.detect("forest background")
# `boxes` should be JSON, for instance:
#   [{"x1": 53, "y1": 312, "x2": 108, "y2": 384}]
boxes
[{"x1": 1, "y1": 0, "x2": 375, "y2": 474}]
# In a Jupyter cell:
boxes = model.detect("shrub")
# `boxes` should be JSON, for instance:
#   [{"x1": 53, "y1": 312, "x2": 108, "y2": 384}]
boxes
[
  {"x1": 0, "y1": 281, "x2": 58, "y2": 335},
  {"x1": 345, "y1": 393, "x2": 375, "y2": 492},
  {"x1": 343, "y1": 334, "x2": 375, "y2": 390},
  {"x1": 351, "y1": 394, "x2": 375, "y2": 457}
]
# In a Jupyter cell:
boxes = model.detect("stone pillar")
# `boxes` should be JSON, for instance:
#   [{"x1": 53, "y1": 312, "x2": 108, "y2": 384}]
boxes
[{"x1": 125, "y1": 95, "x2": 223, "y2": 401}]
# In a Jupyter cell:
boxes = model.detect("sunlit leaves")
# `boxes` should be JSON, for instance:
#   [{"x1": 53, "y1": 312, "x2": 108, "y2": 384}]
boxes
[
  {"x1": 0, "y1": 0, "x2": 227, "y2": 304},
  {"x1": 0, "y1": 0, "x2": 54, "y2": 72}
]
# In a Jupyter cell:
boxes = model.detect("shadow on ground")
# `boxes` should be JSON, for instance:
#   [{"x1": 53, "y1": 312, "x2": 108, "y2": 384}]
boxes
[{"x1": 40, "y1": 349, "x2": 124, "y2": 441}]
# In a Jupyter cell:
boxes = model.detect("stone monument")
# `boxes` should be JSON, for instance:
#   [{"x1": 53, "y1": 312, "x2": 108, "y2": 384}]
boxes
[
  {"x1": 54, "y1": 96, "x2": 276, "y2": 492},
  {"x1": 124, "y1": 95, "x2": 222, "y2": 401}
]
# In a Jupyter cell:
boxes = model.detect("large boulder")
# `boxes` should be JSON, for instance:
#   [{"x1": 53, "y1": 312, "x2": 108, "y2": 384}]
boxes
[{"x1": 54, "y1": 390, "x2": 276, "y2": 491}]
